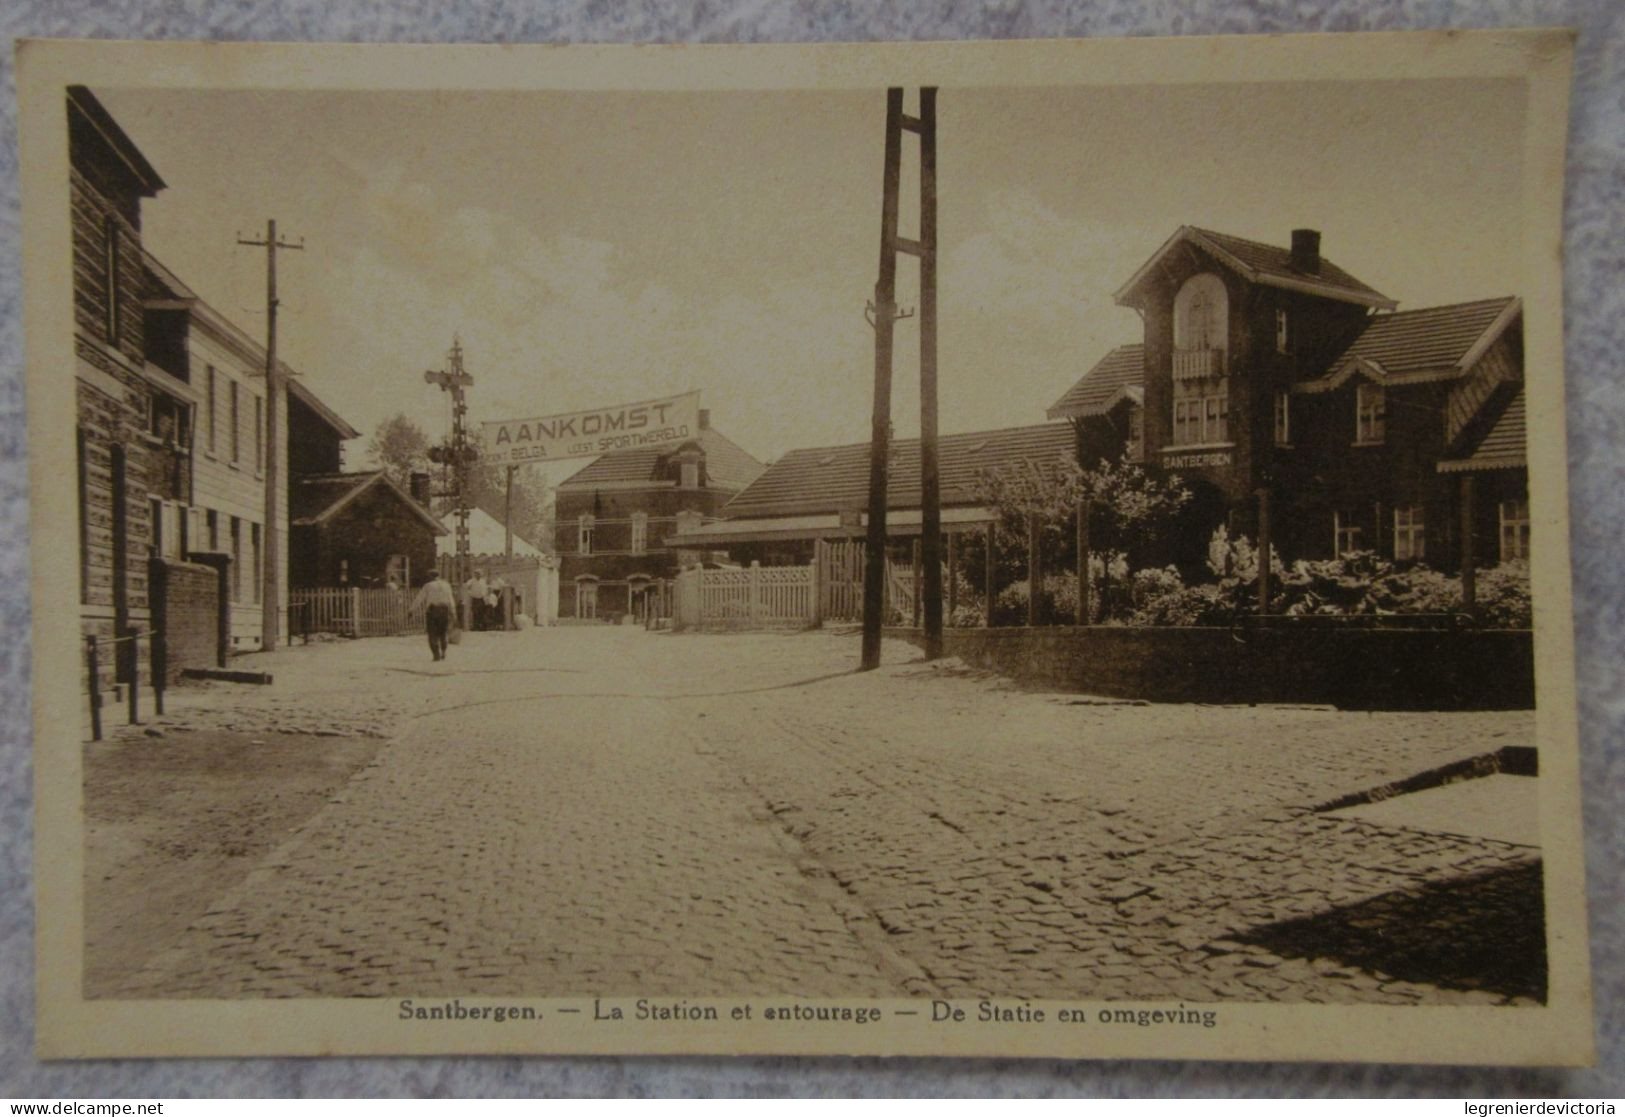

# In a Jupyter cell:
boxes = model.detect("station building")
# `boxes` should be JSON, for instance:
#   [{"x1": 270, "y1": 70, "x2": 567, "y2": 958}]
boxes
[{"x1": 1049, "y1": 226, "x2": 1528, "y2": 572}]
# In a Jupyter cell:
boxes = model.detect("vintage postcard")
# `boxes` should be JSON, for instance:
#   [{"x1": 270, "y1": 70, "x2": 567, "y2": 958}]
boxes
[{"x1": 18, "y1": 31, "x2": 1589, "y2": 1062}]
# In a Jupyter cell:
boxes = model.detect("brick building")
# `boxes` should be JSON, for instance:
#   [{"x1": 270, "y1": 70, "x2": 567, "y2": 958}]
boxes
[
  {"x1": 1049, "y1": 226, "x2": 1527, "y2": 573},
  {"x1": 554, "y1": 410, "x2": 765, "y2": 619},
  {"x1": 289, "y1": 471, "x2": 446, "y2": 590}
]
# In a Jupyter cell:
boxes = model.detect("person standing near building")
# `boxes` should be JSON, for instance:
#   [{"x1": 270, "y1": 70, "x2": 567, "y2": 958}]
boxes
[
  {"x1": 464, "y1": 569, "x2": 489, "y2": 631},
  {"x1": 413, "y1": 570, "x2": 456, "y2": 661}
]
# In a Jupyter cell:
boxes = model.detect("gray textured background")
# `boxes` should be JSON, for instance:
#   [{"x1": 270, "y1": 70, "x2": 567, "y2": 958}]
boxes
[{"x1": 1, "y1": 0, "x2": 1620, "y2": 1099}]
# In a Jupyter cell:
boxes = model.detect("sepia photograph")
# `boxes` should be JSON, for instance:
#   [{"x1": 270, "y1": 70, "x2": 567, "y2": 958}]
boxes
[{"x1": 17, "y1": 31, "x2": 1590, "y2": 1062}]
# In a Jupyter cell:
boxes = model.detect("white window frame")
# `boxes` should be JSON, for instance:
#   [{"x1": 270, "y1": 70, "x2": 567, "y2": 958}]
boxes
[
  {"x1": 1356, "y1": 382, "x2": 1386, "y2": 444},
  {"x1": 206, "y1": 366, "x2": 218, "y2": 456},
  {"x1": 630, "y1": 511, "x2": 648, "y2": 555},
  {"x1": 229, "y1": 380, "x2": 241, "y2": 464},
  {"x1": 1171, "y1": 379, "x2": 1229, "y2": 446},
  {"x1": 1333, "y1": 511, "x2": 1363, "y2": 557},
  {"x1": 1275, "y1": 308, "x2": 1289, "y2": 354},
  {"x1": 1394, "y1": 504, "x2": 1425, "y2": 561},
  {"x1": 1499, "y1": 497, "x2": 1530, "y2": 562},
  {"x1": 578, "y1": 513, "x2": 594, "y2": 555},
  {"x1": 1274, "y1": 390, "x2": 1291, "y2": 446}
]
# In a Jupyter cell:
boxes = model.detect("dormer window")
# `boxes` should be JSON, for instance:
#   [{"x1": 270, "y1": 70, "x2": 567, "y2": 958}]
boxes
[
  {"x1": 680, "y1": 460, "x2": 699, "y2": 488},
  {"x1": 1356, "y1": 382, "x2": 1386, "y2": 444}
]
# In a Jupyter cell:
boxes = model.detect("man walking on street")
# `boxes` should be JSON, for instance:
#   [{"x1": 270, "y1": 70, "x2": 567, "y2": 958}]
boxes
[{"x1": 413, "y1": 570, "x2": 456, "y2": 661}]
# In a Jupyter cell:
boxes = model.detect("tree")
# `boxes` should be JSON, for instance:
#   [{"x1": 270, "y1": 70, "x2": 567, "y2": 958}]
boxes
[
  {"x1": 969, "y1": 452, "x2": 1190, "y2": 620},
  {"x1": 369, "y1": 413, "x2": 431, "y2": 486}
]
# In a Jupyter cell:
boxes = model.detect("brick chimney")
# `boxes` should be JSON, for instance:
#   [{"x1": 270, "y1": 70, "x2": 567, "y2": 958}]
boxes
[
  {"x1": 698, "y1": 408, "x2": 711, "y2": 431},
  {"x1": 1290, "y1": 229, "x2": 1321, "y2": 275},
  {"x1": 408, "y1": 470, "x2": 432, "y2": 506}
]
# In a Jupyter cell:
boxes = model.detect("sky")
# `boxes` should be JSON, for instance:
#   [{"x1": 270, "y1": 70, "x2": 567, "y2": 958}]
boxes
[{"x1": 96, "y1": 78, "x2": 1527, "y2": 486}]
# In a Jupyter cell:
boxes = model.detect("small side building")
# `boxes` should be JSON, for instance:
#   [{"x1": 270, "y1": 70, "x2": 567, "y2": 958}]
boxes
[{"x1": 290, "y1": 471, "x2": 446, "y2": 590}]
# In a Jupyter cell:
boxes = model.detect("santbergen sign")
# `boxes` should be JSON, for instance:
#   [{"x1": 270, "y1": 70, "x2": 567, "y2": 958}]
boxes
[{"x1": 482, "y1": 391, "x2": 701, "y2": 465}]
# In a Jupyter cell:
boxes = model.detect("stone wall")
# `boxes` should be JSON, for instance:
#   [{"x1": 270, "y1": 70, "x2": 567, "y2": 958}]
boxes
[{"x1": 892, "y1": 624, "x2": 1535, "y2": 710}]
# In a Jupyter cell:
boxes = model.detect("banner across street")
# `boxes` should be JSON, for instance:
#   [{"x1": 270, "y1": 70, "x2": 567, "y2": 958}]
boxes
[{"x1": 482, "y1": 391, "x2": 701, "y2": 466}]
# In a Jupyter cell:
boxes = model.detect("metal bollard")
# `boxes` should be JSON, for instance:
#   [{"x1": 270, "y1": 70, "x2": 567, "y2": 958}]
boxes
[{"x1": 86, "y1": 635, "x2": 102, "y2": 742}]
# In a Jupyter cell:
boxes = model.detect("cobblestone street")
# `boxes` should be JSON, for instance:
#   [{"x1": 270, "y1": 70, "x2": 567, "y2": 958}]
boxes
[{"x1": 89, "y1": 626, "x2": 1543, "y2": 1006}]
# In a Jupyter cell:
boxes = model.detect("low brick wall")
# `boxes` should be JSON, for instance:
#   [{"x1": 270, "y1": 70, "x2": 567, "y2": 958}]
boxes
[
  {"x1": 890, "y1": 624, "x2": 1535, "y2": 710},
  {"x1": 151, "y1": 558, "x2": 224, "y2": 684}
]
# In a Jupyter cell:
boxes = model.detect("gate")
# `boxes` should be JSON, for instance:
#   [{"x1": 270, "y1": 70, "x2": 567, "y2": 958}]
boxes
[{"x1": 673, "y1": 561, "x2": 817, "y2": 630}]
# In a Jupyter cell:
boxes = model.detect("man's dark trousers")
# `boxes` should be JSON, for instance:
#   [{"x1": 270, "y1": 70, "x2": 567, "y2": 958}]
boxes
[{"x1": 426, "y1": 604, "x2": 451, "y2": 660}]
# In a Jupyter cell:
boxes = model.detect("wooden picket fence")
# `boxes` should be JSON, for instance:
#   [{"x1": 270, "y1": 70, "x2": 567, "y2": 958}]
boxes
[
  {"x1": 290, "y1": 587, "x2": 423, "y2": 639},
  {"x1": 671, "y1": 543, "x2": 923, "y2": 631},
  {"x1": 674, "y1": 561, "x2": 817, "y2": 630}
]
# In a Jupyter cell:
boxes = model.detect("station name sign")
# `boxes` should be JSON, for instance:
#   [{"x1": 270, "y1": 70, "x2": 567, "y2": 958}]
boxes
[
  {"x1": 483, "y1": 391, "x2": 701, "y2": 465},
  {"x1": 1162, "y1": 449, "x2": 1233, "y2": 470}
]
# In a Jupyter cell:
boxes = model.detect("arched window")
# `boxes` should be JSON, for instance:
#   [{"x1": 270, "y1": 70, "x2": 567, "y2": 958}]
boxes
[
  {"x1": 1173, "y1": 273, "x2": 1228, "y2": 352},
  {"x1": 1170, "y1": 274, "x2": 1231, "y2": 446}
]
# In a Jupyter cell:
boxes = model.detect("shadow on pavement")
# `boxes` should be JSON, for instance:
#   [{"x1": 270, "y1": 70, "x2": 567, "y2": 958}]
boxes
[{"x1": 1236, "y1": 860, "x2": 1547, "y2": 1002}]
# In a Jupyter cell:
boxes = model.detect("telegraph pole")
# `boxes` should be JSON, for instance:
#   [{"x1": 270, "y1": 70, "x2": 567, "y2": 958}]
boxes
[
  {"x1": 861, "y1": 86, "x2": 942, "y2": 669},
  {"x1": 238, "y1": 219, "x2": 303, "y2": 651},
  {"x1": 918, "y1": 87, "x2": 942, "y2": 659},
  {"x1": 861, "y1": 88, "x2": 907, "y2": 671}
]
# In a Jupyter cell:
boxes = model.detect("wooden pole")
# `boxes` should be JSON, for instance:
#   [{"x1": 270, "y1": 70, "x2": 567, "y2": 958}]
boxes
[
  {"x1": 1027, "y1": 513, "x2": 1042, "y2": 627},
  {"x1": 1460, "y1": 473, "x2": 1477, "y2": 616},
  {"x1": 1257, "y1": 488, "x2": 1272, "y2": 617},
  {"x1": 861, "y1": 89, "x2": 905, "y2": 670},
  {"x1": 919, "y1": 87, "x2": 944, "y2": 659},
  {"x1": 911, "y1": 537, "x2": 922, "y2": 628},
  {"x1": 1076, "y1": 498, "x2": 1090, "y2": 625},
  {"x1": 984, "y1": 523, "x2": 996, "y2": 628}
]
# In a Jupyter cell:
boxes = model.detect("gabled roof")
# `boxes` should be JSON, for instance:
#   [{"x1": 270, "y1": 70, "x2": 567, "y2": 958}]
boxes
[
  {"x1": 292, "y1": 471, "x2": 447, "y2": 534},
  {"x1": 720, "y1": 422, "x2": 1076, "y2": 521},
  {"x1": 435, "y1": 506, "x2": 544, "y2": 558},
  {"x1": 1047, "y1": 344, "x2": 1145, "y2": 420},
  {"x1": 1114, "y1": 226, "x2": 1395, "y2": 310},
  {"x1": 67, "y1": 86, "x2": 165, "y2": 196},
  {"x1": 1439, "y1": 387, "x2": 1526, "y2": 474},
  {"x1": 1296, "y1": 297, "x2": 1520, "y2": 394},
  {"x1": 140, "y1": 246, "x2": 362, "y2": 441},
  {"x1": 287, "y1": 378, "x2": 362, "y2": 441},
  {"x1": 557, "y1": 426, "x2": 766, "y2": 491}
]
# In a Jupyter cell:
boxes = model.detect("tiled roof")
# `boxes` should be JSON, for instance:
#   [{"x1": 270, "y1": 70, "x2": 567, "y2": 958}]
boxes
[
  {"x1": 720, "y1": 422, "x2": 1076, "y2": 520},
  {"x1": 1440, "y1": 387, "x2": 1526, "y2": 473},
  {"x1": 292, "y1": 471, "x2": 447, "y2": 533},
  {"x1": 291, "y1": 472, "x2": 374, "y2": 524},
  {"x1": 1047, "y1": 344, "x2": 1144, "y2": 419},
  {"x1": 1115, "y1": 226, "x2": 1395, "y2": 309},
  {"x1": 1332, "y1": 297, "x2": 1518, "y2": 377},
  {"x1": 557, "y1": 427, "x2": 766, "y2": 490},
  {"x1": 1190, "y1": 228, "x2": 1393, "y2": 306}
]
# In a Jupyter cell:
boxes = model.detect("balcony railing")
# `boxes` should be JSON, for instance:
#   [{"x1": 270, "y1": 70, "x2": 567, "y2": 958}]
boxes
[{"x1": 1172, "y1": 347, "x2": 1224, "y2": 380}]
